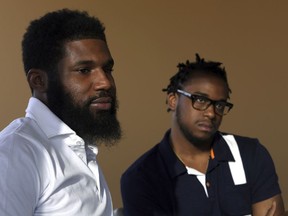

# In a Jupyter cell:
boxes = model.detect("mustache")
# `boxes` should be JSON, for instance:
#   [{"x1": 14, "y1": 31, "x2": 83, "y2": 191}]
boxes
[{"x1": 86, "y1": 90, "x2": 116, "y2": 106}]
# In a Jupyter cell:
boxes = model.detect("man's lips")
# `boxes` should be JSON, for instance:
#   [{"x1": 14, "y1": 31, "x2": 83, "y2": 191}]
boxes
[
  {"x1": 90, "y1": 97, "x2": 112, "y2": 110},
  {"x1": 197, "y1": 121, "x2": 215, "y2": 132}
]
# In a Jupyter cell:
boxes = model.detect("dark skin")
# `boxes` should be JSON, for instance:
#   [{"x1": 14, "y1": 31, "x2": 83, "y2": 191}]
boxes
[
  {"x1": 167, "y1": 73, "x2": 285, "y2": 216},
  {"x1": 26, "y1": 38, "x2": 115, "y2": 115},
  {"x1": 168, "y1": 74, "x2": 225, "y2": 173},
  {"x1": 25, "y1": 38, "x2": 122, "y2": 147}
]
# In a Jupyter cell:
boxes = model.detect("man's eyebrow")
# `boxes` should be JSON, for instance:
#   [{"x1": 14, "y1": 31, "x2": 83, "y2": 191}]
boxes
[
  {"x1": 73, "y1": 60, "x2": 95, "y2": 66},
  {"x1": 104, "y1": 59, "x2": 114, "y2": 67},
  {"x1": 193, "y1": 91, "x2": 228, "y2": 101},
  {"x1": 192, "y1": 91, "x2": 209, "y2": 97},
  {"x1": 73, "y1": 58, "x2": 114, "y2": 67}
]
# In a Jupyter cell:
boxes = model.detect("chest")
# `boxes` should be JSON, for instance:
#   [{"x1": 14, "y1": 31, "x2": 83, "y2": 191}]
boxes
[
  {"x1": 33, "y1": 145, "x2": 112, "y2": 215},
  {"x1": 174, "y1": 162, "x2": 252, "y2": 216}
]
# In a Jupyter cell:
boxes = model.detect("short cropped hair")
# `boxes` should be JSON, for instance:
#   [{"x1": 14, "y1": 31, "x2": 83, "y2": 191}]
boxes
[{"x1": 22, "y1": 9, "x2": 106, "y2": 75}]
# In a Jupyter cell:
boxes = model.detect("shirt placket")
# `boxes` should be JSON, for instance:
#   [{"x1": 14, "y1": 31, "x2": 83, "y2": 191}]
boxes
[
  {"x1": 86, "y1": 146, "x2": 102, "y2": 201},
  {"x1": 68, "y1": 136, "x2": 101, "y2": 200}
]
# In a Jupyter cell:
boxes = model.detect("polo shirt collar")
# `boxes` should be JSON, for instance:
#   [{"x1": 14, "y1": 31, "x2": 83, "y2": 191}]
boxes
[
  {"x1": 211, "y1": 132, "x2": 235, "y2": 162},
  {"x1": 25, "y1": 97, "x2": 75, "y2": 138},
  {"x1": 159, "y1": 130, "x2": 187, "y2": 178},
  {"x1": 159, "y1": 130, "x2": 236, "y2": 178}
]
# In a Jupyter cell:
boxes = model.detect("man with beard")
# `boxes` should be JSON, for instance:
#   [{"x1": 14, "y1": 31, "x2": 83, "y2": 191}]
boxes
[
  {"x1": 121, "y1": 54, "x2": 285, "y2": 216},
  {"x1": 0, "y1": 9, "x2": 122, "y2": 216}
]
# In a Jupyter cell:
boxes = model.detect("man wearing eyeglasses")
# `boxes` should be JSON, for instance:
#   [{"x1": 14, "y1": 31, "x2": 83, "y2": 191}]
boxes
[{"x1": 121, "y1": 54, "x2": 285, "y2": 216}]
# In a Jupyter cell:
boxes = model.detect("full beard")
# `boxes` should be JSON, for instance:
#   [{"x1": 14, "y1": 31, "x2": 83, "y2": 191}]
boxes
[{"x1": 46, "y1": 77, "x2": 122, "y2": 147}]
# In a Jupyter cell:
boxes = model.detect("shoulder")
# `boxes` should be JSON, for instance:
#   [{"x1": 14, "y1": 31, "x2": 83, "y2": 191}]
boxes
[
  {"x1": 0, "y1": 117, "x2": 48, "y2": 150},
  {"x1": 221, "y1": 132, "x2": 265, "y2": 152},
  {"x1": 0, "y1": 117, "x2": 51, "y2": 170},
  {"x1": 220, "y1": 132, "x2": 276, "y2": 174},
  {"x1": 221, "y1": 132, "x2": 259, "y2": 143},
  {"x1": 122, "y1": 130, "x2": 175, "y2": 182},
  {"x1": 220, "y1": 133, "x2": 281, "y2": 203},
  {"x1": 1, "y1": 117, "x2": 45, "y2": 141},
  {"x1": 220, "y1": 132, "x2": 273, "y2": 166},
  {"x1": 122, "y1": 144, "x2": 162, "y2": 178},
  {"x1": 0, "y1": 118, "x2": 49, "y2": 198}
]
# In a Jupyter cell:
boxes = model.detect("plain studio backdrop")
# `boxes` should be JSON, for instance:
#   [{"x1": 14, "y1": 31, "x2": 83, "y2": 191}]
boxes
[{"x1": 0, "y1": 0, "x2": 287, "y2": 209}]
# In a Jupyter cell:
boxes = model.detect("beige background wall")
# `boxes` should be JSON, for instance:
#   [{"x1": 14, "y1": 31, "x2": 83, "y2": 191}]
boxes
[{"x1": 0, "y1": 0, "x2": 287, "y2": 210}]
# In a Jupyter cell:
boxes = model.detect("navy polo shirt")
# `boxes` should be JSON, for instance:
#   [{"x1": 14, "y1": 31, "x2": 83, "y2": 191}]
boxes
[{"x1": 121, "y1": 130, "x2": 281, "y2": 216}]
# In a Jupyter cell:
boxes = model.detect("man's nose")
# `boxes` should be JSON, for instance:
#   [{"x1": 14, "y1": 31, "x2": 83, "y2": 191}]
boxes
[
  {"x1": 203, "y1": 103, "x2": 216, "y2": 118},
  {"x1": 92, "y1": 69, "x2": 113, "y2": 91}
]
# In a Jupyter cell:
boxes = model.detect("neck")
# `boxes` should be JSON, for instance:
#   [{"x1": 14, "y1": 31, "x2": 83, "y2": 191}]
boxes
[
  {"x1": 172, "y1": 143, "x2": 211, "y2": 173},
  {"x1": 170, "y1": 131, "x2": 213, "y2": 173}
]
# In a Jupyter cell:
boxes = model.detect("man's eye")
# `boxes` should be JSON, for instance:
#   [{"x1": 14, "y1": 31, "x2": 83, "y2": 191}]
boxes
[
  {"x1": 215, "y1": 103, "x2": 225, "y2": 110},
  {"x1": 104, "y1": 67, "x2": 113, "y2": 74},
  {"x1": 195, "y1": 96, "x2": 208, "y2": 104},
  {"x1": 78, "y1": 68, "x2": 91, "y2": 74}
]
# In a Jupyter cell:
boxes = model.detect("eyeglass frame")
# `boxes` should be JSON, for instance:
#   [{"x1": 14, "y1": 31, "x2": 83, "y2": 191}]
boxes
[{"x1": 176, "y1": 89, "x2": 234, "y2": 116}]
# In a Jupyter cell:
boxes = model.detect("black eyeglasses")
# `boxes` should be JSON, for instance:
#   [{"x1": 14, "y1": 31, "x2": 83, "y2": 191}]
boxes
[{"x1": 177, "y1": 89, "x2": 233, "y2": 116}]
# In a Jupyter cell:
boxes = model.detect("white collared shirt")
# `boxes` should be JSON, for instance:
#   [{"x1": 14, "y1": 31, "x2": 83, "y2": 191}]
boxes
[{"x1": 0, "y1": 97, "x2": 113, "y2": 216}]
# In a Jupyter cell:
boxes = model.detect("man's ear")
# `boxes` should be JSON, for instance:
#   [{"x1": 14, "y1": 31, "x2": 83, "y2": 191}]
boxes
[
  {"x1": 26, "y1": 69, "x2": 48, "y2": 93},
  {"x1": 167, "y1": 92, "x2": 178, "y2": 111}
]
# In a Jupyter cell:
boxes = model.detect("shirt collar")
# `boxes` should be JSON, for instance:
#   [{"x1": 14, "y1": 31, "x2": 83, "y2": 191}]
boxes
[
  {"x1": 211, "y1": 132, "x2": 235, "y2": 162},
  {"x1": 25, "y1": 97, "x2": 75, "y2": 138},
  {"x1": 159, "y1": 130, "x2": 187, "y2": 178},
  {"x1": 159, "y1": 130, "x2": 236, "y2": 178}
]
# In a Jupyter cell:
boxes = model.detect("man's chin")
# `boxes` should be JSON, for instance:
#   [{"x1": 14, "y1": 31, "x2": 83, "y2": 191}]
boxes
[
  {"x1": 83, "y1": 132, "x2": 122, "y2": 147},
  {"x1": 78, "y1": 117, "x2": 122, "y2": 147}
]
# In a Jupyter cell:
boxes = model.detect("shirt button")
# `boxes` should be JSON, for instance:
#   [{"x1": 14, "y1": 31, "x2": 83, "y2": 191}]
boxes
[{"x1": 206, "y1": 182, "x2": 211, "y2": 187}]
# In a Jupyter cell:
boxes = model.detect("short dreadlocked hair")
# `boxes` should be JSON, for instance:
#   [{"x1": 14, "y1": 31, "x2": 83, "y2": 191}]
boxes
[
  {"x1": 22, "y1": 9, "x2": 106, "y2": 76},
  {"x1": 162, "y1": 54, "x2": 231, "y2": 112},
  {"x1": 163, "y1": 53, "x2": 231, "y2": 95}
]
